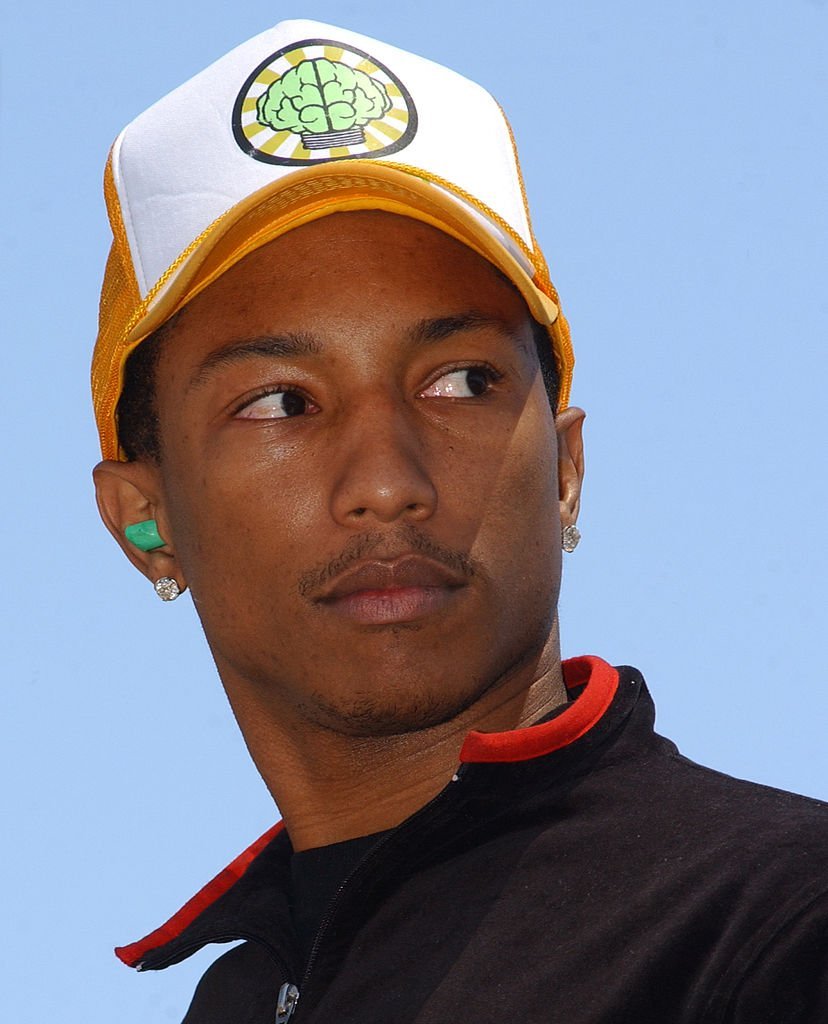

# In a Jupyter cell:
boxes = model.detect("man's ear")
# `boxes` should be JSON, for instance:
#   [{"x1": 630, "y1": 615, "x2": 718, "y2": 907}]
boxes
[
  {"x1": 555, "y1": 406, "x2": 586, "y2": 528},
  {"x1": 93, "y1": 459, "x2": 186, "y2": 588}
]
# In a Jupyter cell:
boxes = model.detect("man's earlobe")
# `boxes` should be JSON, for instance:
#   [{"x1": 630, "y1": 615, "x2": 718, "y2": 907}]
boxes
[{"x1": 92, "y1": 460, "x2": 186, "y2": 592}]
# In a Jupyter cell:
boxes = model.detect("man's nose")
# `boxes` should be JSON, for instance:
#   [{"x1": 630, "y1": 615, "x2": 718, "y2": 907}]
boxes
[{"x1": 329, "y1": 397, "x2": 438, "y2": 527}]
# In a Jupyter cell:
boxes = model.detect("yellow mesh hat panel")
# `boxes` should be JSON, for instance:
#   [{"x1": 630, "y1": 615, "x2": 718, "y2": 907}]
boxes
[{"x1": 93, "y1": 153, "x2": 144, "y2": 458}]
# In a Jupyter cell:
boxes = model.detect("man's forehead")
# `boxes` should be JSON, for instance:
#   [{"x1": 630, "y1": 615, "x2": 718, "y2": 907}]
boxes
[{"x1": 163, "y1": 210, "x2": 531, "y2": 339}]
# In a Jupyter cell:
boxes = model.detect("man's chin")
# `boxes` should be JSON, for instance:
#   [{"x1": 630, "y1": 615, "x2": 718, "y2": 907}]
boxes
[{"x1": 300, "y1": 681, "x2": 489, "y2": 740}]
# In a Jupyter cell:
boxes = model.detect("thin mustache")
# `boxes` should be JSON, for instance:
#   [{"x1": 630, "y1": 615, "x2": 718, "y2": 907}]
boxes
[{"x1": 298, "y1": 526, "x2": 480, "y2": 598}]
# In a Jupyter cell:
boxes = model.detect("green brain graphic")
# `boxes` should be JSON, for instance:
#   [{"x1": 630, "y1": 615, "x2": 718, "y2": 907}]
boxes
[{"x1": 256, "y1": 58, "x2": 392, "y2": 139}]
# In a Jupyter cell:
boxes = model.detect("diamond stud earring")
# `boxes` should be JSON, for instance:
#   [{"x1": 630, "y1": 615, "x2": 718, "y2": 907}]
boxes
[
  {"x1": 562, "y1": 524, "x2": 581, "y2": 553},
  {"x1": 154, "y1": 576, "x2": 181, "y2": 602}
]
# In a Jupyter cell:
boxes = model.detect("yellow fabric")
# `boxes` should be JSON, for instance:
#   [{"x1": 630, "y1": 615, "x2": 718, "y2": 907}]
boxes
[
  {"x1": 92, "y1": 153, "x2": 143, "y2": 456},
  {"x1": 494, "y1": 105, "x2": 573, "y2": 408},
  {"x1": 92, "y1": 160, "x2": 574, "y2": 461}
]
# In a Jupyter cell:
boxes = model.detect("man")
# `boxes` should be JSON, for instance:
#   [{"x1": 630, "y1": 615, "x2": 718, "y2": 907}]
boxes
[{"x1": 92, "y1": 19, "x2": 828, "y2": 1024}]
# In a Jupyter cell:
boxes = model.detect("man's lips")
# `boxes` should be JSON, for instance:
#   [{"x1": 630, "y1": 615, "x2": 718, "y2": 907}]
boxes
[
  {"x1": 318, "y1": 556, "x2": 467, "y2": 600},
  {"x1": 314, "y1": 556, "x2": 468, "y2": 625}
]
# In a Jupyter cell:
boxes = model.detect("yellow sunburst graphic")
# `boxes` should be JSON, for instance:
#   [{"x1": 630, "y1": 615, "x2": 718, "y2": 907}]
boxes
[{"x1": 233, "y1": 39, "x2": 417, "y2": 166}]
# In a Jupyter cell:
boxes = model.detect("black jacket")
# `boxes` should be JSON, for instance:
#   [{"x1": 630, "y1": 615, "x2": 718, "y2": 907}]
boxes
[{"x1": 117, "y1": 657, "x2": 828, "y2": 1023}]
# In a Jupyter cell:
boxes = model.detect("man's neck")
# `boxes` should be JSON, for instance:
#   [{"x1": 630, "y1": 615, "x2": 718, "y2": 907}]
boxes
[{"x1": 220, "y1": 632, "x2": 568, "y2": 852}]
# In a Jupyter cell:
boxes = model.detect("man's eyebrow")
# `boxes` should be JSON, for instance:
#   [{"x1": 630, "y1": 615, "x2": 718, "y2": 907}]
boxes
[
  {"x1": 188, "y1": 333, "x2": 323, "y2": 391},
  {"x1": 188, "y1": 313, "x2": 516, "y2": 390},
  {"x1": 407, "y1": 311, "x2": 516, "y2": 345}
]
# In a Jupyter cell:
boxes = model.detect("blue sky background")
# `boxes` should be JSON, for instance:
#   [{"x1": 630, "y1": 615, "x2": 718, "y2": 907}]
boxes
[{"x1": 2, "y1": 1, "x2": 826, "y2": 1020}]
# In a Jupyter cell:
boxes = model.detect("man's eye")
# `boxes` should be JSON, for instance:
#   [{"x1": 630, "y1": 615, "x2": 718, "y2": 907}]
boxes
[
  {"x1": 236, "y1": 388, "x2": 315, "y2": 419},
  {"x1": 421, "y1": 367, "x2": 497, "y2": 399}
]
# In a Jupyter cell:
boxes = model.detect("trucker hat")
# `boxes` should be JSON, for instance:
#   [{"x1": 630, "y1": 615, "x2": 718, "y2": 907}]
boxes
[{"x1": 92, "y1": 19, "x2": 574, "y2": 461}]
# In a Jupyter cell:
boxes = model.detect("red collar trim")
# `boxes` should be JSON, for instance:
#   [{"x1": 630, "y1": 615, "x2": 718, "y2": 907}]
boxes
[
  {"x1": 115, "y1": 821, "x2": 284, "y2": 968},
  {"x1": 116, "y1": 656, "x2": 618, "y2": 968},
  {"x1": 459, "y1": 655, "x2": 619, "y2": 763}
]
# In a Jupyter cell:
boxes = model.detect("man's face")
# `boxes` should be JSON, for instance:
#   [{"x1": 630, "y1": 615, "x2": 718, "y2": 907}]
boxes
[{"x1": 144, "y1": 212, "x2": 577, "y2": 736}]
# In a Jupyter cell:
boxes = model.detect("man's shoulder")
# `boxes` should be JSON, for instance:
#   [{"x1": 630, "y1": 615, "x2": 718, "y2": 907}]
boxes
[
  {"x1": 636, "y1": 740, "x2": 828, "y2": 846},
  {"x1": 591, "y1": 724, "x2": 826, "y2": 860},
  {"x1": 538, "y1": 676, "x2": 828, "y2": 923},
  {"x1": 592, "y1": 669, "x2": 828, "y2": 852}
]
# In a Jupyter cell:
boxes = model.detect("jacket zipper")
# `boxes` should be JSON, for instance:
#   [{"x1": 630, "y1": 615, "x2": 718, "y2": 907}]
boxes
[
  {"x1": 292, "y1": 766, "x2": 468, "y2": 1017},
  {"x1": 275, "y1": 982, "x2": 300, "y2": 1023}
]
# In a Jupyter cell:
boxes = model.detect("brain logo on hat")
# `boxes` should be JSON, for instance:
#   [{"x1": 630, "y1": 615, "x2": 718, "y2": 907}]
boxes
[{"x1": 233, "y1": 38, "x2": 417, "y2": 165}]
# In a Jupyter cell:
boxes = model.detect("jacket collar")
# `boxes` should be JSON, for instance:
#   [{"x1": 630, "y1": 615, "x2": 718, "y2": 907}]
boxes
[{"x1": 116, "y1": 655, "x2": 625, "y2": 971}]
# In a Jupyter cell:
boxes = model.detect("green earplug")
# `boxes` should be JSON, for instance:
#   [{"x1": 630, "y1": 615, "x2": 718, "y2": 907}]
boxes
[{"x1": 124, "y1": 519, "x2": 166, "y2": 552}]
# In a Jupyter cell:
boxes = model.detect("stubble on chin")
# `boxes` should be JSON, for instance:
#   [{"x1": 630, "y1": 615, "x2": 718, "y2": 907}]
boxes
[{"x1": 298, "y1": 667, "x2": 491, "y2": 739}]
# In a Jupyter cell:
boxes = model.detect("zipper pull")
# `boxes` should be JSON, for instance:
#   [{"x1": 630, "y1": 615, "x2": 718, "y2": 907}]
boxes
[{"x1": 275, "y1": 982, "x2": 300, "y2": 1023}]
